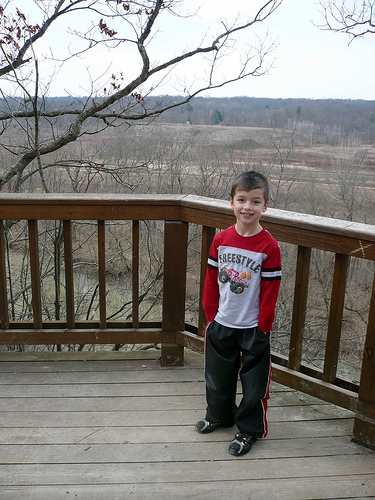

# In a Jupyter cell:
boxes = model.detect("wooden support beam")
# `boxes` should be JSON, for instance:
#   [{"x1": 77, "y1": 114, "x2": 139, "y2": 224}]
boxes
[
  {"x1": 353, "y1": 271, "x2": 375, "y2": 450},
  {"x1": 28, "y1": 220, "x2": 42, "y2": 330},
  {"x1": 288, "y1": 246, "x2": 311, "y2": 370},
  {"x1": 323, "y1": 253, "x2": 350, "y2": 383},
  {"x1": 272, "y1": 363, "x2": 357, "y2": 412},
  {"x1": 0, "y1": 327, "x2": 174, "y2": 346},
  {"x1": 161, "y1": 221, "x2": 188, "y2": 366},
  {"x1": 177, "y1": 330, "x2": 204, "y2": 353},
  {"x1": 198, "y1": 226, "x2": 215, "y2": 337},
  {"x1": 98, "y1": 220, "x2": 106, "y2": 330},
  {"x1": 0, "y1": 220, "x2": 9, "y2": 329},
  {"x1": 63, "y1": 220, "x2": 75, "y2": 330},
  {"x1": 132, "y1": 220, "x2": 139, "y2": 329}
]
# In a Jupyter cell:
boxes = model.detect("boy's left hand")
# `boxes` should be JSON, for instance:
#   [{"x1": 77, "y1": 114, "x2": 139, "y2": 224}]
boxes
[{"x1": 257, "y1": 326, "x2": 269, "y2": 336}]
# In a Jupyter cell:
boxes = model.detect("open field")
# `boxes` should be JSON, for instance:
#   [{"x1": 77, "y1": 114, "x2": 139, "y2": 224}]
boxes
[
  {"x1": 70, "y1": 121, "x2": 374, "y2": 223},
  {"x1": 87, "y1": 122, "x2": 375, "y2": 191}
]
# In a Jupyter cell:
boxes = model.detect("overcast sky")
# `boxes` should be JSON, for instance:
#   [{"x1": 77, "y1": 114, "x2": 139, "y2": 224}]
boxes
[
  {"x1": 28, "y1": 0, "x2": 375, "y2": 101},
  {"x1": 197, "y1": 0, "x2": 375, "y2": 100}
]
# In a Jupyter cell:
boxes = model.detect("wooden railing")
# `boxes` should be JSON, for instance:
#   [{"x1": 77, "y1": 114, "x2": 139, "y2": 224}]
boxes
[{"x1": 0, "y1": 194, "x2": 374, "y2": 449}]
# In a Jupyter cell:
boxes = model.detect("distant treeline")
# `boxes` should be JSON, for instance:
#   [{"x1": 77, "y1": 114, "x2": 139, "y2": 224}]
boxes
[
  {"x1": 156, "y1": 96, "x2": 375, "y2": 139},
  {"x1": 3, "y1": 95, "x2": 375, "y2": 140}
]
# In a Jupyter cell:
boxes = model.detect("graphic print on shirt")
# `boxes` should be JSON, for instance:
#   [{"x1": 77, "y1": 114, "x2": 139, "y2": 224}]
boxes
[
  {"x1": 218, "y1": 267, "x2": 249, "y2": 294},
  {"x1": 217, "y1": 246, "x2": 264, "y2": 295}
]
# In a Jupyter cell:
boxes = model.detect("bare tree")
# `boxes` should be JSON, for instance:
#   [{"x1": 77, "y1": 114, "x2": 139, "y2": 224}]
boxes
[
  {"x1": 317, "y1": 0, "x2": 375, "y2": 41},
  {"x1": 329, "y1": 138, "x2": 368, "y2": 221},
  {"x1": 0, "y1": 0, "x2": 283, "y2": 192}
]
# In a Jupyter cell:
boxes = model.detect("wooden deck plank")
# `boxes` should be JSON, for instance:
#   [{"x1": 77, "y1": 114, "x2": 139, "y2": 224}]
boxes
[
  {"x1": 0, "y1": 419, "x2": 354, "y2": 445},
  {"x1": 0, "y1": 478, "x2": 374, "y2": 500},
  {"x1": 0, "y1": 369, "x2": 334, "y2": 387},
  {"x1": 0, "y1": 368, "x2": 205, "y2": 384},
  {"x1": 0, "y1": 392, "x2": 328, "y2": 412},
  {"x1": 1, "y1": 381, "x2": 322, "y2": 398},
  {"x1": 0, "y1": 435, "x2": 368, "y2": 463},
  {"x1": 0, "y1": 405, "x2": 354, "y2": 428},
  {"x1": 1, "y1": 455, "x2": 374, "y2": 484},
  {"x1": 0, "y1": 369, "x2": 351, "y2": 406},
  {"x1": 0, "y1": 350, "x2": 373, "y2": 500},
  {"x1": 0, "y1": 350, "x2": 162, "y2": 364},
  {"x1": 0, "y1": 358, "x2": 165, "y2": 374}
]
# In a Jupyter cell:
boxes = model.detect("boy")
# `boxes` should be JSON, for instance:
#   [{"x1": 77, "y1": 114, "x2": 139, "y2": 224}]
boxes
[{"x1": 196, "y1": 171, "x2": 281, "y2": 456}]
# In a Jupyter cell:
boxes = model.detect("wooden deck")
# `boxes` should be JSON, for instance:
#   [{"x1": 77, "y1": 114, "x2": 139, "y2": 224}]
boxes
[{"x1": 0, "y1": 349, "x2": 374, "y2": 500}]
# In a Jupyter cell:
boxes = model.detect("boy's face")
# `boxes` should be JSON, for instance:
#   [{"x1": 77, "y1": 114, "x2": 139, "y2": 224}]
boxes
[{"x1": 230, "y1": 188, "x2": 268, "y2": 233}]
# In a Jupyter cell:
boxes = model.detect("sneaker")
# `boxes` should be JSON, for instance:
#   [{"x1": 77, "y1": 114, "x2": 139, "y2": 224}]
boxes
[
  {"x1": 195, "y1": 419, "x2": 222, "y2": 434},
  {"x1": 228, "y1": 432, "x2": 257, "y2": 456}
]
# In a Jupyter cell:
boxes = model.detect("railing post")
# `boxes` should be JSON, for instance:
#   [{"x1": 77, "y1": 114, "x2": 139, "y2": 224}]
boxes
[
  {"x1": 161, "y1": 220, "x2": 188, "y2": 366},
  {"x1": 98, "y1": 220, "x2": 106, "y2": 330},
  {"x1": 63, "y1": 220, "x2": 75, "y2": 330},
  {"x1": 288, "y1": 246, "x2": 311, "y2": 370},
  {"x1": 0, "y1": 220, "x2": 9, "y2": 329},
  {"x1": 28, "y1": 220, "x2": 43, "y2": 330},
  {"x1": 198, "y1": 226, "x2": 216, "y2": 337},
  {"x1": 323, "y1": 253, "x2": 350, "y2": 383},
  {"x1": 353, "y1": 271, "x2": 375, "y2": 449},
  {"x1": 132, "y1": 220, "x2": 139, "y2": 329}
]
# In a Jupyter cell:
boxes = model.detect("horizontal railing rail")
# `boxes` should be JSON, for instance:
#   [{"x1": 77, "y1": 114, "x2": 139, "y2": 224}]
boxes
[{"x1": 0, "y1": 193, "x2": 374, "y2": 449}]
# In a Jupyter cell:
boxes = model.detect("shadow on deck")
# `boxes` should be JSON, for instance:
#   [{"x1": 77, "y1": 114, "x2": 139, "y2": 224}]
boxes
[{"x1": 0, "y1": 349, "x2": 374, "y2": 500}]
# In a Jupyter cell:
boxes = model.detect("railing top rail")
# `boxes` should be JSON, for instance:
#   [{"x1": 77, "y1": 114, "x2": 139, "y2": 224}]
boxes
[
  {"x1": 0, "y1": 193, "x2": 184, "y2": 204},
  {"x1": 1, "y1": 193, "x2": 375, "y2": 258},
  {"x1": 180, "y1": 195, "x2": 375, "y2": 239}
]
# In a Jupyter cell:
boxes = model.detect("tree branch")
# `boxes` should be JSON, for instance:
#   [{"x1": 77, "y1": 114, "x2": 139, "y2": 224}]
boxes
[
  {"x1": 0, "y1": 0, "x2": 284, "y2": 191},
  {"x1": 317, "y1": 0, "x2": 375, "y2": 41}
]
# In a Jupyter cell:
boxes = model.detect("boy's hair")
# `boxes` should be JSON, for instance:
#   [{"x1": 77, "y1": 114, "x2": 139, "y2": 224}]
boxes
[{"x1": 230, "y1": 171, "x2": 269, "y2": 203}]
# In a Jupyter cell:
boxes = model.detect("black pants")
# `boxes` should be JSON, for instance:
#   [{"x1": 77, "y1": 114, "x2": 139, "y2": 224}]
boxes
[{"x1": 204, "y1": 320, "x2": 271, "y2": 437}]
